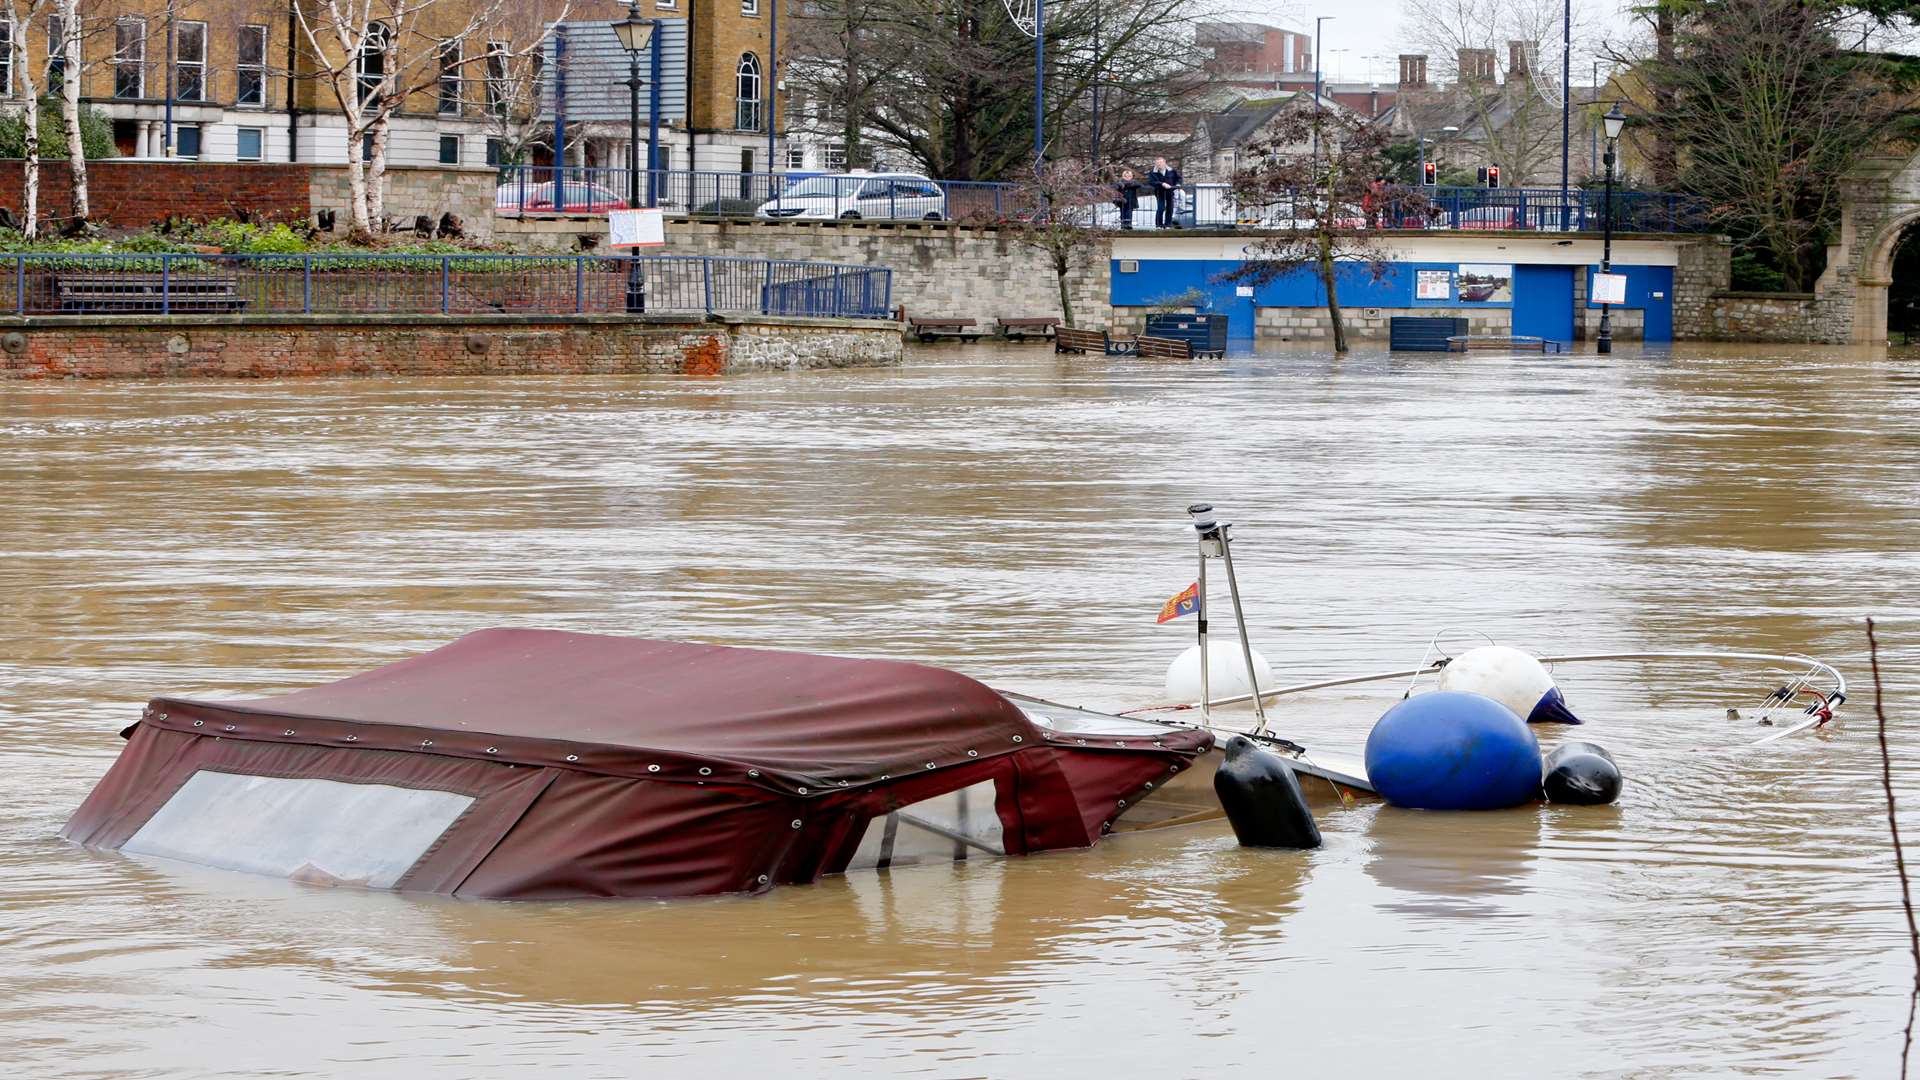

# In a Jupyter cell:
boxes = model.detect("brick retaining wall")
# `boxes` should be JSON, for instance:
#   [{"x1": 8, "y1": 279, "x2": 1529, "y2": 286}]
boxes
[
  {"x1": 0, "y1": 161, "x2": 310, "y2": 229},
  {"x1": 0, "y1": 313, "x2": 900, "y2": 379}
]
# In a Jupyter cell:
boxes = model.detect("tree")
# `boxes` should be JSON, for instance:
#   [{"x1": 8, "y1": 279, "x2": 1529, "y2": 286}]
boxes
[
  {"x1": 2, "y1": 0, "x2": 52, "y2": 236},
  {"x1": 1004, "y1": 159, "x2": 1110, "y2": 327},
  {"x1": 785, "y1": 0, "x2": 1209, "y2": 180},
  {"x1": 1629, "y1": 0, "x2": 1914, "y2": 289},
  {"x1": 1400, "y1": 0, "x2": 1604, "y2": 185},
  {"x1": 291, "y1": 0, "x2": 566, "y2": 237},
  {"x1": 55, "y1": 0, "x2": 87, "y2": 225},
  {"x1": 1228, "y1": 109, "x2": 1427, "y2": 353}
]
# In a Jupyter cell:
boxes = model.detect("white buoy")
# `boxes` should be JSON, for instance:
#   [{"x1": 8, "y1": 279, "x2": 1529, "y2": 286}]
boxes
[
  {"x1": 1166, "y1": 641, "x2": 1274, "y2": 704},
  {"x1": 1435, "y1": 645, "x2": 1582, "y2": 724}
]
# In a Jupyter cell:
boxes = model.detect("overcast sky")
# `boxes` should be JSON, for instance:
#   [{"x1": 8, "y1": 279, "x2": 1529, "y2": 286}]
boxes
[{"x1": 1230, "y1": 0, "x2": 1646, "y2": 85}]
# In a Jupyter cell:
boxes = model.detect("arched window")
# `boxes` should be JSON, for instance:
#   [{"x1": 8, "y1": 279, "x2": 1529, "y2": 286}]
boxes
[
  {"x1": 735, "y1": 53, "x2": 762, "y2": 131},
  {"x1": 357, "y1": 24, "x2": 391, "y2": 106}
]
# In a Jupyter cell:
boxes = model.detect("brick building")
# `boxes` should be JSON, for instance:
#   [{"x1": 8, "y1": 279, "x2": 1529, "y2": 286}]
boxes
[{"x1": 0, "y1": 0, "x2": 784, "y2": 174}]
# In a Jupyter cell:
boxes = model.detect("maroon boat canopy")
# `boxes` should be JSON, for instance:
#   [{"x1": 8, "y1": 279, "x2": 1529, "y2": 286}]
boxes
[
  {"x1": 146, "y1": 629, "x2": 1045, "y2": 796},
  {"x1": 65, "y1": 629, "x2": 1212, "y2": 899}
]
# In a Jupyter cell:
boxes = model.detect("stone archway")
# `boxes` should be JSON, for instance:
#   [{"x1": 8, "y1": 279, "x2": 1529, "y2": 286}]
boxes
[{"x1": 1815, "y1": 153, "x2": 1920, "y2": 344}]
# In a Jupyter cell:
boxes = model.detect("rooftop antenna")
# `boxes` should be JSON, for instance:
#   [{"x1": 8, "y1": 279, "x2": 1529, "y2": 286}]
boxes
[{"x1": 1188, "y1": 504, "x2": 1270, "y2": 734}]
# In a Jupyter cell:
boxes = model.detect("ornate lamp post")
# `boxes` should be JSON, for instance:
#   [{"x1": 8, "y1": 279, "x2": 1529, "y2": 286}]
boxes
[
  {"x1": 1596, "y1": 103, "x2": 1626, "y2": 355},
  {"x1": 613, "y1": 4, "x2": 657, "y2": 314}
]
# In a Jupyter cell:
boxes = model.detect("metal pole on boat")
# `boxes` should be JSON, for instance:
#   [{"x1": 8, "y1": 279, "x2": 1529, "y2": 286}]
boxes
[
  {"x1": 1217, "y1": 530, "x2": 1270, "y2": 734},
  {"x1": 1189, "y1": 504, "x2": 1269, "y2": 731},
  {"x1": 1192, "y1": 505, "x2": 1211, "y2": 724}
]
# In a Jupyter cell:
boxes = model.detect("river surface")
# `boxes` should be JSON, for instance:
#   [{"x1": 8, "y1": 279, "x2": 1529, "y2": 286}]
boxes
[{"x1": 2, "y1": 342, "x2": 1917, "y2": 1078}]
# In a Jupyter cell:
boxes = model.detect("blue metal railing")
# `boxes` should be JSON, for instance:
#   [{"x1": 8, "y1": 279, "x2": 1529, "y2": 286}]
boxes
[
  {"x1": 0, "y1": 253, "x2": 893, "y2": 320},
  {"x1": 493, "y1": 165, "x2": 1709, "y2": 234}
]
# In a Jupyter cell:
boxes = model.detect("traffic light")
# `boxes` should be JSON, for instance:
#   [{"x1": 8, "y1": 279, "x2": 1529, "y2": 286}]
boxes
[
  {"x1": 1488, "y1": 165, "x2": 1501, "y2": 188},
  {"x1": 1423, "y1": 161, "x2": 1437, "y2": 185},
  {"x1": 1476, "y1": 166, "x2": 1488, "y2": 185}
]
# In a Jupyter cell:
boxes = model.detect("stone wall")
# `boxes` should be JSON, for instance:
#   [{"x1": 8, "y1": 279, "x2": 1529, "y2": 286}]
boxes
[
  {"x1": 500, "y1": 217, "x2": 1110, "y2": 330},
  {"x1": 1685, "y1": 293, "x2": 1821, "y2": 342},
  {"x1": 0, "y1": 313, "x2": 899, "y2": 379},
  {"x1": 308, "y1": 165, "x2": 503, "y2": 240},
  {"x1": 1672, "y1": 235, "x2": 1732, "y2": 337},
  {"x1": 0, "y1": 160, "x2": 310, "y2": 230},
  {"x1": 1255, "y1": 305, "x2": 1511, "y2": 342}
]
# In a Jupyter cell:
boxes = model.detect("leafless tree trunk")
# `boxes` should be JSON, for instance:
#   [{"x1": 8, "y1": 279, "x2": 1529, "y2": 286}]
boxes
[
  {"x1": 59, "y1": 0, "x2": 88, "y2": 225},
  {"x1": 1005, "y1": 159, "x2": 1111, "y2": 327},
  {"x1": 1228, "y1": 108, "x2": 1427, "y2": 354},
  {"x1": 5, "y1": 0, "x2": 48, "y2": 237}
]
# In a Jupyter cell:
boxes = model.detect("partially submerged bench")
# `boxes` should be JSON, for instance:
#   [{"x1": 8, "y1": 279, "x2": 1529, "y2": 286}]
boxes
[
  {"x1": 1055, "y1": 326, "x2": 1111, "y2": 354},
  {"x1": 1446, "y1": 334, "x2": 1567, "y2": 354},
  {"x1": 996, "y1": 316, "x2": 1058, "y2": 340},
  {"x1": 1054, "y1": 326, "x2": 1193, "y2": 359},
  {"x1": 907, "y1": 316, "x2": 983, "y2": 343},
  {"x1": 55, "y1": 272, "x2": 249, "y2": 314},
  {"x1": 1135, "y1": 335, "x2": 1192, "y2": 359}
]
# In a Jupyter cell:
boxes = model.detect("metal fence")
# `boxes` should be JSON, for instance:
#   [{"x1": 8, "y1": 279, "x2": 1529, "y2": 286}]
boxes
[
  {"x1": 492, "y1": 165, "x2": 1711, "y2": 234},
  {"x1": 0, "y1": 253, "x2": 893, "y2": 320}
]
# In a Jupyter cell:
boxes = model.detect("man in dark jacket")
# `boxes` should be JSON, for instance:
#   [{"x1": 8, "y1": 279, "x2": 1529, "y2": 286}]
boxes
[
  {"x1": 1115, "y1": 169, "x2": 1143, "y2": 230},
  {"x1": 1148, "y1": 157, "x2": 1183, "y2": 228}
]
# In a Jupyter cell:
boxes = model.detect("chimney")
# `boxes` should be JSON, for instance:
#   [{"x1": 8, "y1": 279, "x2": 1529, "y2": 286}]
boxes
[
  {"x1": 1508, "y1": 40, "x2": 1530, "y2": 77},
  {"x1": 1398, "y1": 53, "x2": 1429, "y2": 89},
  {"x1": 1458, "y1": 48, "x2": 1496, "y2": 83}
]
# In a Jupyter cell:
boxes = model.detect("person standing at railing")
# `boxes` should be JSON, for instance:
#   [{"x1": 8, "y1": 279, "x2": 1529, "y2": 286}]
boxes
[
  {"x1": 1114, "y1": 169, "x2": 1143, "y2": 230},
  {"x1": 1148, "y1": 158, "x2": 1182, "y2": 229}
]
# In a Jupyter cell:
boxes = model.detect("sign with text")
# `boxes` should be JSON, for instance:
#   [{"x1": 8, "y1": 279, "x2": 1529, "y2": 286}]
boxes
[
  {"x1": 1416, "y1": 269, "x2": 1452, "y2": 301},
  {"x1": 608, "y1": 208, "x2": 666, "y2": 249},
  {"x1": 1590, "y1": 272, "x2": 1629, "y2": 305}
]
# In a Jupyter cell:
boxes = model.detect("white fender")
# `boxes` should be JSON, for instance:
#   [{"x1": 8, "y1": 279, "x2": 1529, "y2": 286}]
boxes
[
  {"x1": 1166, "y1": 641, "x2": 1274, "y2": 704},
  {"x1": 1435, "y1": 645, "x2": 1582, "y2": 724}
]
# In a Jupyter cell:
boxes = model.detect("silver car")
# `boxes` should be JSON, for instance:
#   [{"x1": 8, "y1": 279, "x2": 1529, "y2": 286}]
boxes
[{"x1": 756, "y1": 172, "x2": 949, "y2": 221}]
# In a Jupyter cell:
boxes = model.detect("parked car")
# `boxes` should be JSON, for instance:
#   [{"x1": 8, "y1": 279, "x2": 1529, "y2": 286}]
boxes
[
  {"x1": 494, "y1": 180, "x2": 631, "y2": 214},
  {"x1": 755, "y1": 172, "x2": 949, "y2": 221}
]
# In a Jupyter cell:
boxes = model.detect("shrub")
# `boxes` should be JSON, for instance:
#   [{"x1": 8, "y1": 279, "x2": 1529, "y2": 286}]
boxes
[
  {"x1": 0, "y1": 98, "x2": 117, "y2": 160},
  {"x1": 1730, "y1": 252, "x2": 1791, "y2": 292}
]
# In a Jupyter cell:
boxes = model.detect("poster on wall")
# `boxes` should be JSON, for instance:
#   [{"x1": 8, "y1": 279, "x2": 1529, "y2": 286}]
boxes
[
  {"x1": 1456, "y1": 264, "x2": 1513, "y2": 303},
  {"x1": 1590, "y1": 272, "x2": 1629, "y2": 305},
  {"x1": 1416, "y1": 269, "x2": 1452, "y2": 301}
]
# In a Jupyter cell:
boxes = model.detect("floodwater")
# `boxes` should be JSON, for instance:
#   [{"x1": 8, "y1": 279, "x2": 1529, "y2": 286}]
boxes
[{"x1": 2, "y1": 342, "x2": 1917, "y2": 1078}]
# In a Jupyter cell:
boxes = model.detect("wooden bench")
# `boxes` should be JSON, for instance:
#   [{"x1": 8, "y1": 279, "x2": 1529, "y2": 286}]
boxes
[
  {"x1": 1054, "y1": 325, "x2": 1110, "y2": 354},
  {"x1": 907, "y1": 316, "x2": 983, "y2": 343},
  {"x1": 997, "y1": 316, "x2": 1058, "y2": 340},
  {"x1": 1135, "y1": 335, "x2": 1193, "y2": 359},
  {"x1": 55, "y1": 272, "x2": 248, "y2": 314},
  {"x1": 1446, "y1": 334, "x2": 1566, "y2": 354}
]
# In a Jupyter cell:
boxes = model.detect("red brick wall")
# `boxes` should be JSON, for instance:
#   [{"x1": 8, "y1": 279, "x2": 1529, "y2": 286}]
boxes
[
  {"x1": 0, "y1": 161, "x2": 310, "y2": 229},
  {"x1": 0, "y1": 316, "x2": 901, "y2": 378}
]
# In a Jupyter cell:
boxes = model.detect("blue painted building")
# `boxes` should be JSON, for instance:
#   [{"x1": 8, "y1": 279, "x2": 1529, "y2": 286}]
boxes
[{"x1": 1108, "y1": 234, "x2": 1686, "y2": 346}]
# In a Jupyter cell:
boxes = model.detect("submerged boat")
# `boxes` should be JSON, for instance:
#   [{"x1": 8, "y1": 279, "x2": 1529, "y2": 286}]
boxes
[
  {"x1": 63, "y1": 506, "x2": 1849, "y2": 900},
  {"x1": 63, "y1": 629, "x2": 1211, "y2": 899}
]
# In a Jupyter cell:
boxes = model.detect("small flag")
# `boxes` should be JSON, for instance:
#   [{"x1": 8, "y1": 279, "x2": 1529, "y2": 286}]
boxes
[{"x1": 1157, "y1": 582, "x2": 1200, "y2": 624}]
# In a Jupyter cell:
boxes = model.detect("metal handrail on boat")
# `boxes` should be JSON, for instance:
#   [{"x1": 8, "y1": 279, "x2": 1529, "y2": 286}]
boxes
[{"x1": 1140, "y1": 650, "x2": 1846, "y2": 747}]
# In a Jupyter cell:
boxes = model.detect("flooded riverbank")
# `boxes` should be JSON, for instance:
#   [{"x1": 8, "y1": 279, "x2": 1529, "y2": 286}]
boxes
[{"x1": 2, "y1": 342, "x2": 1916, "y2": 1077}]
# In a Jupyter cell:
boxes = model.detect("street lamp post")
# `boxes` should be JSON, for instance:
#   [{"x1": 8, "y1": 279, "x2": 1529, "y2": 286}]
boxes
[
  {"x1": 1596, "y1": 103, "x2": 1626, "y2": 355},
  {"x1": 1312, "y1": 16, "x2": 1333, "y2": 164},
  {"x1": 1417, "y1": 124, "x2": 1458, "y2": 184},
  {"x1": 613, "y1": 4, "x2": 658, "y2": 314}
]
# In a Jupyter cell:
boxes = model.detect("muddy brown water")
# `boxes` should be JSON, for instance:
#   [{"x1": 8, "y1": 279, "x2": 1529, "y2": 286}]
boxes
[{"x1": 2, "y1": 343, "x2": 1917, "y2": 1078}]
